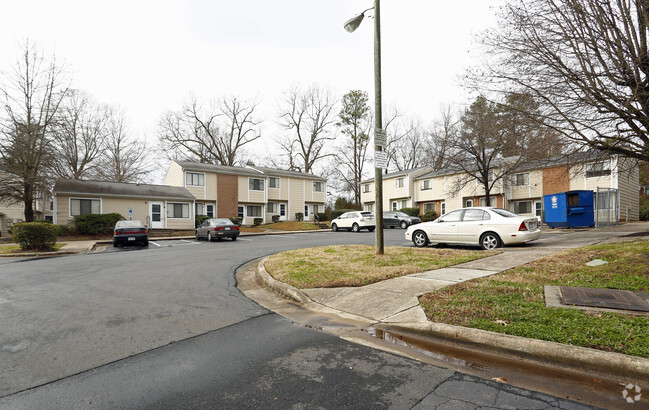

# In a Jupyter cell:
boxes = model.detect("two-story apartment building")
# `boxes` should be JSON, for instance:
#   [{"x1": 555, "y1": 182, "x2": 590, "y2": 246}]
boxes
[
  {"x1": 360, "y1": 166, "x2": 433, "y2": 213},
  {"x1": 165, "y1": 161, "x2": 327, "y2": 225},
  {"x1": 362, "y1": 153, "x2": 640, "y2": 222}
]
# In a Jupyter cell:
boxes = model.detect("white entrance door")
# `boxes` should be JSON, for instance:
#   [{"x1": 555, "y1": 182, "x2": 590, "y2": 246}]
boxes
[
  {"x1": 279, "y1": 203, "x2": 287, "y2": 221},
  {"x1": 304, "y1": 204, "x2": 310, "y2": 221},
  {"x1": 150, "y1": 202, "x2": 164, "y2": 229}
]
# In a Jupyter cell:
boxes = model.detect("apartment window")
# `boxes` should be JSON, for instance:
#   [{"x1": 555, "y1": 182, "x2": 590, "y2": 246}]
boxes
[
  {"x1": 167, "y1": 203, "x2": 190, "y2": 219},
  {"x1": 267, "y1": 202, "x2": 277, "y2": 213},
  {"x1": 206, "y1": 204, "x2": 214, "y2": 217},
  {"x1": 396, "y1": 178, "x2": 405, "y2": 188},
  {"x1": 269, "y1": 177, "x2": 280, "y2": 189},
  {"x1": 512, "y1": 172, "x2": 529, "y2": 187},
  {"x1": 586, "y1": 161, "x2": 610, "y2": 178},
  {"x1": 70, "y1": 198, "x2": 100, "y2": 216},
  {"x1": 535, "y1": 201, "x2": 542, "y2": 217},
  {"x1": 247, "y1": 205, "x2": 262, "y2": 217},
  {"x1": 185, "y1": 172, "x2": 205, "y2": 186},
  {"x1": 312, "y1": 204, "x2": 321, "y2": 214},
  {"x1": 400, "y1": 200, "x2": 408, "y2": 209},
  {"x1": 441, "y1": 202, "x2": 446, "y2": 215},
  {"x1": 195, "y1": 203, "x2": 204, "y2": 216},
  {"x1": 363, "y1": 184, "x2": 371, "y2": 193},
  {"x1": 249, "y1": 178, "x2": 264, "y2": 191},
  {"x1": 420, "y1": 180, "x2": 432, "y2": 190},
  {"x1": 479, "y1": 197, "x2": 496, "y2": 207},
  {"x1": 364, "y1": 203, "x2": 374, "y2": 213},
  {"x1": 513, "y1": 200, "x2": 532, "y2": 214},
  {"x1": 313, "y1": 181, "x2": 324, "y2": 192},
  {"x1": 423, "y1": 202, "x2": 435, "y2": 212}
]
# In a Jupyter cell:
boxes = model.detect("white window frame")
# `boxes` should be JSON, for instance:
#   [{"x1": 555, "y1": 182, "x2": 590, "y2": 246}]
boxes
[
  {"x1": 512, "y1": 172, "x2": 529, "y2": 187},
  {"x1": 237, "y1": 205, "x2": 245, "y2": 218},
  {"x1": 392, "y1": 201, "x2": 398, "y2": 211},
  {"x1": 249, "y1": 178, "x2": 265, "y2": 191},
  {"x1": 206, "y1": 203, "x2": 214, "y2": 217},
  {"x1": 363, "y1": 184, "x2": 371, "y2": 193},
  {"x1": 167, "y1": 202, "x2": 190, "y2": 219},
  {"x1": 423, "y1": 202, "x2": 435, "y2": 212},
  {"x1": 396, "y1": 178, "x2": 405, "y2": 188},
  {"x1": 513, "y1": 200, "x2": 532, "y2": 214},
  {"x1": 267, "y1": 202, "x2": 277, "y2": 213},
  {"x1": 585, "y1": 161, "x2": 611, "y2": 178},
  {"x1": 69, "y1": 197, "x2": 101, "y2": 217},
  {"x1": 268, "y1": 177, "x2": 280, "y2": 189},
  {"x1": 479, "y1": 197, "x2": 496, "y2": 207},
  {"x1": 313, "y1": 181, "x2": 324, "y2": 192},
  {"x1": 195, "y1": 203, "x2": 205, "y2": 216},
  {"x1": 185, "y1": 172, "x2": 205, "y2": 186},
  {"x1": 441, "y1": 202, "x2": 446, "y2": 215},
  {"x1": 420, "y1": 180, "x2": 432, "y2": 190}
]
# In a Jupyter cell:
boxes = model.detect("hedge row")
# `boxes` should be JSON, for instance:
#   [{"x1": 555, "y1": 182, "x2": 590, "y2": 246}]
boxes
[
  {"x1": 74, "y1": 213, "x2": 124, "y2": 235},
  {"x1": 12, "y1": 222, "x2": 58, "y2": 251}
]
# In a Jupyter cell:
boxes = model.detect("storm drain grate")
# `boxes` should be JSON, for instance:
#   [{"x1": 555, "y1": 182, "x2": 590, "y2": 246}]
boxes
[{"x1": 559, "y1": 287, "x2": 649, "y2": 312}]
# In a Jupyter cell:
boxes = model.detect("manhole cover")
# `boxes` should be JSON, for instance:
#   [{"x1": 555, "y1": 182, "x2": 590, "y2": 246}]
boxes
[{"x1": 559, "y1": 287, "x2": 649, "y2": 312}]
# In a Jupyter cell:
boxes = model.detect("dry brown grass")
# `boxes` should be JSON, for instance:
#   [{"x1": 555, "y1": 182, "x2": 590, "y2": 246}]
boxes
[{"x1": 264, "y1": 245, "x2": 495, "y2": 288}]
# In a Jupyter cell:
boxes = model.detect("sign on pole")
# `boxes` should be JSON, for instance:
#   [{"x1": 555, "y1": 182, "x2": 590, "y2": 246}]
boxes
[
  {"x1": 374, "y1": 128, "x2": 387, "y2": 147},
  {"x1": 374, "y1": 151, "x2": 388, "y2": 169}
]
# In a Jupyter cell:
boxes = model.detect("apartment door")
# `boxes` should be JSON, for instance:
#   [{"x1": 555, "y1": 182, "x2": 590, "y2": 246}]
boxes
[
  {"x1": 304, "y1": 204, "x2": 310, "y2": 221},
  {"x1": 279, "y1": 203, "x2": 287, "y2": 221},
  {"x1": 150, "y1": 202, "x2": 164, "y2": 229}
]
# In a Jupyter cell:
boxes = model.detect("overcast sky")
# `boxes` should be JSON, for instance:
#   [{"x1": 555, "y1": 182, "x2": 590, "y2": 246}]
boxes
[{"x1": 1, "y1": 0, "x2": 502, "y2": 181}]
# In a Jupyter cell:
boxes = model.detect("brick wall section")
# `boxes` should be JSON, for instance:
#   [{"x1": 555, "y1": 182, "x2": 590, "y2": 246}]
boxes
[
  {"x1": 543, "y1": 166, "x2": 570, "y2": 195},
  {"x1": 217, "y1": 174, "x2": 239, "y2": 218}
]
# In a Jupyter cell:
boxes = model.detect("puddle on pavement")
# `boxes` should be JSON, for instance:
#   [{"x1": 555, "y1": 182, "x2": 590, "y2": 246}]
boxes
[{"x1": 361, "y1": 326, "x2": 644, "y2": 409}]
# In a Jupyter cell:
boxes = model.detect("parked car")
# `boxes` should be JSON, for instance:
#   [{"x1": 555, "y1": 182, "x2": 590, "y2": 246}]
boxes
[
  {"x1": 383, "y1": 211, "x2": 421, "y2": 229},
  {"x1": 113, "y1": 220, "x2": 149, "y2": 247},
  {"x1": 405, "y1": 207, "x2": 541, "y2": 250},
  {"x1": 196, "y1": 218, "x2": 240, "y2": 241},
  {"x1": 331, "y1": 211, "x2": 375, "y2": 232}
]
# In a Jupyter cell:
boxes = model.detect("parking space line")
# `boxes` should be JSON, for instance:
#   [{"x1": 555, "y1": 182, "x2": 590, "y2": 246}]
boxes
[{"x1": 149, "y1": 241, "x2": 161, "y2": 247}]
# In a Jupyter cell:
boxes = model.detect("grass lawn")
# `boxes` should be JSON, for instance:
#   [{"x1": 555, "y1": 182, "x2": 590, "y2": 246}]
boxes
[
  {"x1": 419, "y1": 240, "x2": 649, "y2": 358},
  {"x1": 262, "y1": 221, "x2": 321, "y2": 231},
  {"x1": 0, "y1": 243, "x2": 66, "y2": 254},
  {"x1": 264, "y1": 245, "x2": 495, "y2": 288}
]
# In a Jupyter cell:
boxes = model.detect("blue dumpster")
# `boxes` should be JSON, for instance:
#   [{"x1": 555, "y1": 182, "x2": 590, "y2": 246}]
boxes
[{"x1": 543, "y1": 190, "x2": 594, "y2": 228}]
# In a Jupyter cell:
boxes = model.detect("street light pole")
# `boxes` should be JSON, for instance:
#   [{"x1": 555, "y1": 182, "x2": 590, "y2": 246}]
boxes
[
  {"x1": 344, "y1": 0, "x2": 384, "y2": 255},
  {"x1": 373, "y1": 0, "x2": 384, "y2": 255}
]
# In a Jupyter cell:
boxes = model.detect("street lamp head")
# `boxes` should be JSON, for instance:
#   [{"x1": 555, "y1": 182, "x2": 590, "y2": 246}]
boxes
[
  {"x1": 344, "y1": 13, "x2": 365, "y2": 33},
  {"x1": 343, "y1": 7, "x2": 373, "y2": 33}
]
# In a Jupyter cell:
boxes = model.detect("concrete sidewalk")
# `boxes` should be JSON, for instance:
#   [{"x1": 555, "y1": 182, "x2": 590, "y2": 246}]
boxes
[{"x1": 253, "y1": 222, "x2": 649, "y2": 387}]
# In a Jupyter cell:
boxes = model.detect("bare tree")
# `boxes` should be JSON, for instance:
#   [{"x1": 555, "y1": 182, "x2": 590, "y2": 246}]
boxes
[
  {"x1": 159, "y1": 95, "x2": 261, "y2": 166},
  {"x1": 95, "y1": 108, "x2": 150, "y2": 183},
  {"x1": 276, "y1": 84, "x2": 338, "y2": 173},
  {"x1": 425, "y1": 105, "x2": 461, "y2": 170},
  {"x1": 447, "y1": 96, "x2": 526, "y2": 205},
  {"x1": 335, "y1": 90, "x2": 372, "y2": 207},
  {"x1": 470, "y1": 0, "x2": 649, "y2": 162},
  {"x1": 0, "y1": 41, "x2": 69, "y2": 221},
  {"x1": 383, "y1": 115, "x2": 427, "y2": 172},
  {"x1": 50, "y1": 90, "x2": 106, "y2": 179}
]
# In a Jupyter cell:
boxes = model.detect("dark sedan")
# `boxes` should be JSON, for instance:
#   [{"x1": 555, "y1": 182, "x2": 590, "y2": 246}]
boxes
[
  {"x1": 196, "y1": 218, "x2": 240, "y2": 241},
  {"x1": 113, "y1": 220, "x2": 149, "y2": 247},
  {"x1": 383, "y1": 211, "x2": 421, "y2": 229}
]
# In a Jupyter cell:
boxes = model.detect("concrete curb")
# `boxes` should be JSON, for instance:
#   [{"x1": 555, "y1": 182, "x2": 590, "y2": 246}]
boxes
[
  {"x1": 376, "y1": 322, "x2": 649, "y2": 384},
  {"x1": 256, "y1": 257, "x2": 311, "y2": 304},
  {"x1": 255, "y1": 257, "x2": 649, "y2": 384}
]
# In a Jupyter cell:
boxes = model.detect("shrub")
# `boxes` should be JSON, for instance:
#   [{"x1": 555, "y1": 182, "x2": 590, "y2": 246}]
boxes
[
  {"x1": 55, "y1": 224, "x2": 72, "y2": 236},
  {"x1": 74, "y1": 213, "x2": 124, "y2": 235},
  {"x1": 12, "y1": 222, "x2": 58, "y2": 251},
  {"x1": 230, "y1": 217, "x2": 242, "y2": 225},
  {"x1": 330, "y1": 209, "x2": 355, "y2": 220},
  {"x1": 641, "y1": 205, "x2": 649, "y2": 221},
  {"x1": 272, "y1": 215, "x2": 280, "y2": 223},
  {"x1": 196, "y1": 214, "x2": 210, "y2": 228},
  {"x1": 316, "y1": 212, "x2": 328, "y2": 222},
  {"x1": 253, "y1": 217, "x2": 263, "y2": 225},
  {"x1": 295, "y1": 212, "x2": 304, "y2": 222},
  {"x1": 399, "y1": 207, "x2": 421, "y2": 217},
  {"x1": 422, "y1": 210, "x2": 437, "y2": 222}
]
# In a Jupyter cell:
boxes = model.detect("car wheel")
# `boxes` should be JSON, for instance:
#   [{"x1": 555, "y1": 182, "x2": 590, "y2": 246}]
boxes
[
  {"x1": 113, "y1": 241, "x2": 117, "y2": 247},
  {"x1": 331, "y1": 223, "x2": 338, "y2": 232},
  {"x1": 412, "y1": 230, "x2": 429, "y2": 248},
  {"x1": 368, "y1": 227, "x2": 375, "y2": 232},
  {"x1": 480, "y1": 232, "x2": 501, "y2": 250},
  {"x1": 352, "y1": 223, "x2": 360, "y2": 232},
  {"x1": 143, "y1": 240, "x2": 149, "y2": 247},
  {"x1": 400, "y1": 221, "x2": 408, "y2": 229},
  {"x1": 231, "y1": 236, "x2": 237, "y2": 241},
  {"x1": 208, "y1": 232, "x2": 213, "y2": 242}
]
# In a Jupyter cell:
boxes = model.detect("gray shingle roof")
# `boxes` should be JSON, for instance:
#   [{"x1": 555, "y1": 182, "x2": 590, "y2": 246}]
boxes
[
  {"x1": 54, "y1": 179, "x2": 195, "y2": 200},
  {"x1": 174, "y1": 161, "x2": 326, "y2": 180},
  {"x1": 249, "y1": 166, "x2": 326, "y2": 181}
]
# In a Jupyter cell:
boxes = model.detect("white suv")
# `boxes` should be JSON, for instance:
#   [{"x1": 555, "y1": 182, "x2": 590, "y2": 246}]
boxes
[{"x1": 331, "y1": 211, "x2": 375, "y2": 232}]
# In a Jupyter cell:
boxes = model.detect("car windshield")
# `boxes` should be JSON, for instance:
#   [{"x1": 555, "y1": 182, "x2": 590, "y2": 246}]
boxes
[
  {"x1": 394, "y1": 212, "x2": 409, "y2": 217},
  {"x1": 115, "y1": 220, "x2": 144, "y2": 228},
  {"x1": 211, "y1": 218, "x2": 233, "y2": 225},
  {"x1": 490, "y1": 208, "x2": 519, "y2": 218}
]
